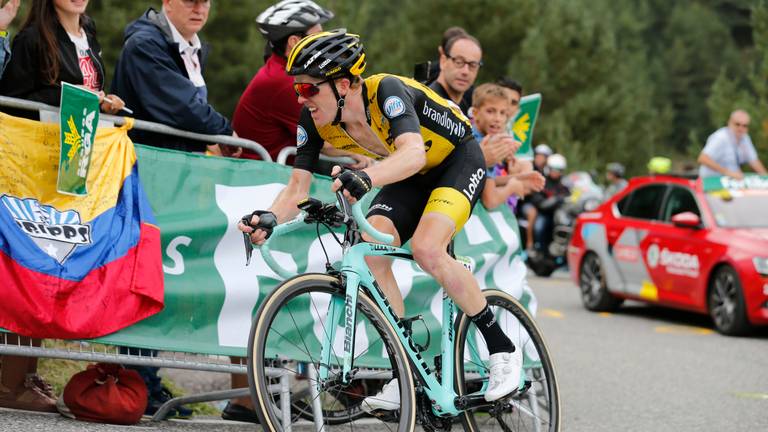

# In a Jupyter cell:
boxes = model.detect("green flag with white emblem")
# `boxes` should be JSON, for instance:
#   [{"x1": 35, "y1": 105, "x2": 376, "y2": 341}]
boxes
[
  {"x1": 507, "y1": 93, "x2": 542, "y2": 160},
  {"x1": 57, "y1": 82, "x2": 100, "y2": 196}
]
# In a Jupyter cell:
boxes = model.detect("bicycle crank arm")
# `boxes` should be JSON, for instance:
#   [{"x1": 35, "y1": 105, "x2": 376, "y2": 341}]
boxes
[{"x1": 454, "y1": 380, "x2": 530, "y2": 412}]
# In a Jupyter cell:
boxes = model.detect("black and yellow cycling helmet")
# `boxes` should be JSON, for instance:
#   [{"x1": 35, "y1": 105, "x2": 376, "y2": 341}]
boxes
[
  {"x1": 286, "y1": 28, "x2": 366, "y2": 79},
  {"x1": 287, "y1": 29, "x2": 366, "y2": 125}
]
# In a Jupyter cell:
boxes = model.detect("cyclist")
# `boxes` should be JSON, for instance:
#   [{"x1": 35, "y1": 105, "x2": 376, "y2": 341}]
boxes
[{"x1": 239, "y1": 29, "x2": 522, "y2": 412}]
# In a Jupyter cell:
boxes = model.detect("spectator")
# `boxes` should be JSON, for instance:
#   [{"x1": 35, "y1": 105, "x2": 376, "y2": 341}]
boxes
[
  {"x1": 698, "y1": 109, "x2": 767, "y2": 179},
  {"x1": 0, "y1": 0, "x2": 125, "y2": 117},
  {"x1": 604, "y1": 162, "x2": 627, "y2": 200},
  {"x1": 0, "y1": 0, "x2": 20, "y2": 77},
  {"x1": 471, "y1": 83, "x2": 543, "y2": 210},
  {"x1": 479, "y1": 77, "x2": 522, "y2": 170},
  {"x1": 233, "y1": 0, "x2": 333, "y2": 162},
  {"x1": 111, "y1": 0, "x2": 236, "y2": 155},
  {"x1": 428, "y1": 30, "x2": 482, "y2": 116},
  {"x1": 414, "y1": 26, "x2": 467, "y2": 86},
  {"x1": 496, "y1": 76, "x2": 522, "y2": 123},
  {"x1": 529, "y1": 153, "x2": 570, "y2": 253}
]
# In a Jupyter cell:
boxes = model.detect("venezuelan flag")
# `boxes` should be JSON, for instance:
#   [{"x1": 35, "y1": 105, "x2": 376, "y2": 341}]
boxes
[{"x1": 0, "y1": 113, "x2": 163, "y2": 339}]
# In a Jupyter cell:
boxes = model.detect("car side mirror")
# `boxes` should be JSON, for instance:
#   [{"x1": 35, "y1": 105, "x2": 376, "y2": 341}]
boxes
[{"x1": 671, "y1": 211, "x2": 701, "y2": 229}]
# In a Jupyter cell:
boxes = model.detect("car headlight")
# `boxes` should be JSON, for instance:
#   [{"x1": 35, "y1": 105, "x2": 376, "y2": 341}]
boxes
[{"x1": 753, "y1": 257, "x2": 768, "y2": 276}]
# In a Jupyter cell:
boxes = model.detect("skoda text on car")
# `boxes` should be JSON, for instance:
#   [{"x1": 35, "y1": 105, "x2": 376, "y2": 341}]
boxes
[{"x1": 567, "y1": 174, "x2": 768, "y2": 335}]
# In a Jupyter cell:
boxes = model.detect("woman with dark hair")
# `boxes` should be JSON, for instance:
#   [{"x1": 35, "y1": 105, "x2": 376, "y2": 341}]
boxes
[
  {"x1": 0, "y1": 0, "x2": 124, "y2": 414},
  {"x1": 0, "y1": 0, "x2": 124, "y2": 114}
]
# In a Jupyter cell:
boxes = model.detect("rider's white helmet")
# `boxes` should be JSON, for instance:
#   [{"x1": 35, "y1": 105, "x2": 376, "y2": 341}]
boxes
[
  {"x1": 547, "y1": 153, "x2": 567, "y2": 171},
  {"x1": 256, "y1": 0, "x2": 334, "y2": 42},
  {"x1": 534, "y1": 144, "x2": 553, "y2": 156}
]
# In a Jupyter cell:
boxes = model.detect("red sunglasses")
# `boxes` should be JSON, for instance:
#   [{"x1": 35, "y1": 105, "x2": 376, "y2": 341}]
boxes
[{"x1": 293, "y1": 79, "x2": 331, "y2": 98}]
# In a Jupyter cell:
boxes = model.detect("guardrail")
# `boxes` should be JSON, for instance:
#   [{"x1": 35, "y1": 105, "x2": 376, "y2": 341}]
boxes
[{"x1": 0, "y1": 95, "x2": 273, "y2": 160}]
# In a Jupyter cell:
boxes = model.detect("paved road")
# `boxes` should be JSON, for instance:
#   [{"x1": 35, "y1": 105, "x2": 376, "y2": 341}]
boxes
[
  {"x1": 2, "y1": 271, "x2": 767, "y2": 431},
  {"x1": 532, "y1": 271, "x2": 768, "y2": 432}
]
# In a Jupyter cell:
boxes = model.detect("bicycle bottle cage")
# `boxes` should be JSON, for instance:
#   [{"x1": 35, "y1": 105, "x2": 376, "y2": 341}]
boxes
[{"x1": 400, "y1": 314, "x2": 430, "y2": 353}]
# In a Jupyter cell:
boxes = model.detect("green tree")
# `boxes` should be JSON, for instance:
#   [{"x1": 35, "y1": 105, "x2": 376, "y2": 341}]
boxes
[
  {"x1": 510, "y1": 0, "x2": 668, "y2": 176},
  {"x1": 659, "y1": 2, "x2": 739, "y2": 151}
]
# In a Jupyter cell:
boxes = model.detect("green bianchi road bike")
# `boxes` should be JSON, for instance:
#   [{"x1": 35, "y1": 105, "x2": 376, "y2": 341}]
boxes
[{"x1": 244, "y1": 192, "x2": 560, "y2": 431}]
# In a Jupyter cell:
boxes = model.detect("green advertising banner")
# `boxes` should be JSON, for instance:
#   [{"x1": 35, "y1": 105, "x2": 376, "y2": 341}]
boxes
[
  {"x1": 702, "y1": 174, "x2": 768, "y2": 192},
  {"x1": 57, "y1": 83, "x2": 100, "y2": 196},
  {"x1": 507, "y1": 93, "x2": 542, "y2": 160},
  {"x1": 94, "y1": 145, "x2": 537, "y2": 365}
]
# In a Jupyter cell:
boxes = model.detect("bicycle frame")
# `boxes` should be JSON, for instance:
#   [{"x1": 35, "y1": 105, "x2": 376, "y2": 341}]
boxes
[
  {"x1": 320, "y1": 241, "x2": 467, "y2": 417},
  {"x1": 258, "y1": 196, "x2": 488, "y2": 418}
]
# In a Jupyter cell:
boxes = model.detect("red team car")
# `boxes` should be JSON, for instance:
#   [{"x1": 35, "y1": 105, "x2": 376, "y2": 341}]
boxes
[{"x1": 568, "y1": 175, "x2": 768, "y2": 335}]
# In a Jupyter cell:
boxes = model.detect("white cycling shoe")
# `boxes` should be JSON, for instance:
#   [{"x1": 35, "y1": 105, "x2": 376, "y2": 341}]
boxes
[
  {"x1": 484, "y1": 349, "x2": 523, "y2": 402},
  {"x1": 361, "y1": 378, "x2": 400, "y2": 413}
]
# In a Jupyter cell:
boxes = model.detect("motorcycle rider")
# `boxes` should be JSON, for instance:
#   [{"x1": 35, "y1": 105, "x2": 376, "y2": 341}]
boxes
[
  {"x1": 604, "y1": 162, "x2": 627, "y2": 200},
  {"x1": 520, "y1": 143, "x2": 554, "y2": 249},
  {"x1": 530, "y1": 153, "x2": 570, "y2": 254},
  {"x1": 533, "y1": 143, "x2": 553, "y2": 173}
]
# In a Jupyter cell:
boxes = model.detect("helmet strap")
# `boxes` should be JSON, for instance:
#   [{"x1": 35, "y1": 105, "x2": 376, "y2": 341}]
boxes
[{"x1": 328, "y1": 80, "x2": 345, "y2": 125}]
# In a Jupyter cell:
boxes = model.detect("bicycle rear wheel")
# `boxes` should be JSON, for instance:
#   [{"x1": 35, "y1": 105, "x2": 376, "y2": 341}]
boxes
[
  {"x1": 248, "y1": 273, "x2": 416, "y2": 431},
  {"x1": 454, "y1": 289, "x2": 560, "y2": 432}
]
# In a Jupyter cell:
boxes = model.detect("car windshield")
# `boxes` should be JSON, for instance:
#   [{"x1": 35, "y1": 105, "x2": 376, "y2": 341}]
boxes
[{"x1": 705, "y1": 189, "x2": 768, "y2": 228}]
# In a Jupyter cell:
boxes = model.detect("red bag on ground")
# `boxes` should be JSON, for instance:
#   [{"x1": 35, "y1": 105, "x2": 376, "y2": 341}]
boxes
[{"x1": 59, "y1": 363, "x2": 147, "y2": 425}]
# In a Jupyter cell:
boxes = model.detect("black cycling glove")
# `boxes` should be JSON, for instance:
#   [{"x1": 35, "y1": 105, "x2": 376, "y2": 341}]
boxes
[
  {"x1": 337, "y1": 169, "x2": 372, "y2": 200},
  {"x1": 241, "y1": 210, "x2": 278, "y2": 238},
  {"x1": 240, "y1": 210, "x2": 277, "y2": 266}
]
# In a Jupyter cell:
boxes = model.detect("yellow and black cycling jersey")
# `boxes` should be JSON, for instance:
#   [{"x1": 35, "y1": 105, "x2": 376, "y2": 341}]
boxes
[{"x1": 293, "y1": 73, "x2": 473, "y2": 173}]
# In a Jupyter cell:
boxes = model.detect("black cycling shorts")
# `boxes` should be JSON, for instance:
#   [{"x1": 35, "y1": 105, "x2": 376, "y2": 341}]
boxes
[{"x1": 367, "y1": 136, "x2": 486, "y2": 244}]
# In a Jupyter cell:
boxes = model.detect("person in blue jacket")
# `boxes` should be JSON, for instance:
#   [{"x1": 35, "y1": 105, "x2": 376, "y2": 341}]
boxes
[{"x1": 111, "y1": 0, "x2": 236, "y2": 155}]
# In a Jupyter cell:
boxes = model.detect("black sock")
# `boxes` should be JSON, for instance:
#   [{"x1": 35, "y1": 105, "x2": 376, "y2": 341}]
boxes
[{"x1": 470, "y1": 304, "x2": 515, "y2": 355}]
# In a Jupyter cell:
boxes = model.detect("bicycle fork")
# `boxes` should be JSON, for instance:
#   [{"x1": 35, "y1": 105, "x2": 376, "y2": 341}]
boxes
[{"x1": 318, "y1": 271, "x2": 361, "y2": 385}]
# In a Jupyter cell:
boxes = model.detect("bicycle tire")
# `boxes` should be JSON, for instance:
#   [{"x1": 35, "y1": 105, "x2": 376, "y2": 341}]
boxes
[
  {"x1": 454, "y1": 289, "x2": 560, "y2": 432},
  {"x1": 247, "y1": 273, "x2": 417, "y2": 431}
]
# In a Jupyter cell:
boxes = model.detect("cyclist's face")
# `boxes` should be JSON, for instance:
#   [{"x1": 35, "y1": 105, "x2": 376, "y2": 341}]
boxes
[
  {"x1": 294, "y1": 75, "x2": 337, "y2": 125},
  {"x1": 440, "y1": 39, "x2": 482, "y2": 95},
  {"x1": 474, "y1": 97, "x2": 510, "y2": 136}
]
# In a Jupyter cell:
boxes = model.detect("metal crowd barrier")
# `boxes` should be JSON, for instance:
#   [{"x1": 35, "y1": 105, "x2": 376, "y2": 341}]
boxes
[
  {"x1": 0, "y1": 95, "x2": 272, "y2": 160},
  {"x1": 0, "y1": 95, "x2": 363, "y2": 429}
]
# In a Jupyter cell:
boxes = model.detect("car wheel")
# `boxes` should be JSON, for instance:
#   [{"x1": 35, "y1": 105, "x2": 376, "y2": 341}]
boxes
[
  {"x1": 579, "y1": 252, "x2": 622, "y2": 312},
  {"x1": 708, "y1": 265, "x2": 751, "y2": 336}
]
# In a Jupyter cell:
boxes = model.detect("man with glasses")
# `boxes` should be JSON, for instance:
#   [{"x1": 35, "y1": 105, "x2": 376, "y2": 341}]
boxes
[
  {"x1": 429, "y1": 32, "x2": 483, "y2": 116},
  {"x1": 112, "y1": 0, "x2": 237, "y2": 155},
  {"x1": 697, "y1": 109, "x2": 767, "y2": 178}
]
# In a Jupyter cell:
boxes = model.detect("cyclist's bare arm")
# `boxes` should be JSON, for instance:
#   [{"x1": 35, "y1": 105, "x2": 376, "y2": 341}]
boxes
[
  {"x1": 332, "y1": 132, "x2": 426, "y2": 201},
  {"x1": 238, "y1": 168, "x2": 313, "y2": 244}
]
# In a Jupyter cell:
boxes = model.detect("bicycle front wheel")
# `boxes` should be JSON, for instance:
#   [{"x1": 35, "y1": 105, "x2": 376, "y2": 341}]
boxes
[
  {"x1": 454, "y1": 289, "x2": 560, "y2": 432},
  {"x1": 248, "y1": 273, "x2": 417, "y2": 431}
]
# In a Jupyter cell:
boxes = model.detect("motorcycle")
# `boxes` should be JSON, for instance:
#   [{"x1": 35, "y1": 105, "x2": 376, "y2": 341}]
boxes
[{"x1": 527, "y1": 171, "x2": 603, "y2": 277}]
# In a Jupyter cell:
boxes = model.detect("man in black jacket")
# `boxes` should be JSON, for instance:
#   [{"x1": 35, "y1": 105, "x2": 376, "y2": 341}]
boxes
[{"x1": 112, "y1": 0, "x2": 234, "y2": 154}]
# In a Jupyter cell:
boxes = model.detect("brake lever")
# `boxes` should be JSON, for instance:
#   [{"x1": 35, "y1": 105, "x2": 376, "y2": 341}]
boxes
[{"x1": 241, "y1": 215, "x2": 255, "y2": 266}]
